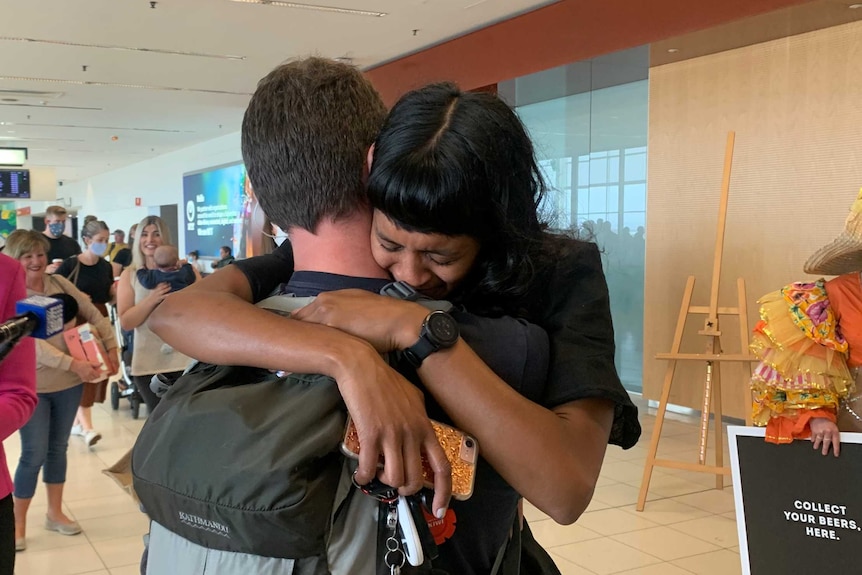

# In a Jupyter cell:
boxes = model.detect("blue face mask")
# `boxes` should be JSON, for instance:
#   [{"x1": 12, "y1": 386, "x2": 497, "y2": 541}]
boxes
[
  {"x1": 47, "y1": 222, "x2": 65, "y2": 237},
  {"x1": 90, "y1": 242, "x2": 108, "y2": 256}
]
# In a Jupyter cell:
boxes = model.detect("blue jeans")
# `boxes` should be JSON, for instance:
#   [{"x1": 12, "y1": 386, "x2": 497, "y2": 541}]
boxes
[{"x1": 13, "y1": 385, "x2": 84, "y2": 499}]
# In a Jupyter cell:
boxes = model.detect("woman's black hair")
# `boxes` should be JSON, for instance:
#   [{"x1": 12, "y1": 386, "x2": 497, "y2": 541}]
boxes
[{"x1": 368, "y1": 83, "x2": 553, "y2": 315}]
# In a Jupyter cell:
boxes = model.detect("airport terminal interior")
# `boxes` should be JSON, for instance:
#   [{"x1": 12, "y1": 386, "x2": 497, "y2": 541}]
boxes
[{"x1": 3, "y1": 0, "x2": 862, "y2": 573}]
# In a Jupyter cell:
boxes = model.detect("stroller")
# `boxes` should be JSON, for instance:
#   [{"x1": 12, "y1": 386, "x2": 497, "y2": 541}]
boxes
[{"x1": 108, "y1": 303, "x2": 144, "y2": 419}]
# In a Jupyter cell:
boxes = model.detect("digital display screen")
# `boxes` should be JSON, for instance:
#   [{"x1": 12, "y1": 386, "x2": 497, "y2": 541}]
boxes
[
  {"x1": 182, "y1": 163, "x2": 253, "y2": 260},
  {"x1": 0, "y1": 169, "x2": 30, "y2": 199}
]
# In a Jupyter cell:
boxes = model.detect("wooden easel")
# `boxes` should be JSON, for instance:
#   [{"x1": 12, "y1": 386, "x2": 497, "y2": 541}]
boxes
[{"x1": 636, "y1": 132, "x2": 756, "y2": 512}]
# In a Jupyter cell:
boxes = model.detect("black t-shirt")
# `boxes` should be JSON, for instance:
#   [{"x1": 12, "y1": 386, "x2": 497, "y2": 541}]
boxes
[
  {"x1": 235, "y1": 241, "x2": 641, "y2": 448},
  {"x1": 46, "y1": 234, "x2": 81, "y2": 262},
  {"x1": 56, "y1": 256, "x2": 114, "y2": 304},
  {"x1": 275, "y1": 270, "x2": 549, "y2": 575},
  {"x1": 213, "y1": 256, "x2": 236, "y2": 270},
  {"x1": 113, "y1": 248, "x2": 132, "y2": 269}
]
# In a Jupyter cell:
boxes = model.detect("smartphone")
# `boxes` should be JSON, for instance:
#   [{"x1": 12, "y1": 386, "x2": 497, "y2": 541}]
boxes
[{"x1": 341, "y1": 415, "x2": 479, "y2": 500}]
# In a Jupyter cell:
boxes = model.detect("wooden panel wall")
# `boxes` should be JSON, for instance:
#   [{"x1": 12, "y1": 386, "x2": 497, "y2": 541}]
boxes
[{"x1": 644, "y1": 21, "x2": 862, "y2": 418}]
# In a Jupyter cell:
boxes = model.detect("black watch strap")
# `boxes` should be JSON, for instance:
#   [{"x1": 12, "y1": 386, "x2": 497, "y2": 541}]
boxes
[{"x1": 402, "y1": 337, "x2": 436, "y2": 369}]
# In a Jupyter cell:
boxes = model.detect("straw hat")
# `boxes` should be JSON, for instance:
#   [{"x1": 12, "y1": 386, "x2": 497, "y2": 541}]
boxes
[{"x1": 804, "y1": 188, "x2": 862, "y2": 275}]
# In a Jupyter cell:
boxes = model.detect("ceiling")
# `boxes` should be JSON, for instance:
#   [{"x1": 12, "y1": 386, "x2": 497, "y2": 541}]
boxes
[{"x1": 0, "y1": 0, "x2": 555, "y2": 183}]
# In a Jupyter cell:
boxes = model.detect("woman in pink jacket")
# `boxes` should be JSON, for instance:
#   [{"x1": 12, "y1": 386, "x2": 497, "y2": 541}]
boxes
[{"x1": 0, "y1": 252, "x2": 37, "y2": 573}]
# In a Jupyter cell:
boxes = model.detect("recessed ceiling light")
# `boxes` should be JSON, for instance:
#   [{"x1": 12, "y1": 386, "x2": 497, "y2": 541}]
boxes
[
  {"x1": 0, "y1": 36, "x2": 245, "y2": 60},
  {"x1": 0, "y1": 76, "x2": 252, "y2": 96},
  {"x1": 667, "y1": 48, "x2": 679, "y2": 53},
  {"x1": 229, "y1": 0, "x2": 386, "y2": 17}
]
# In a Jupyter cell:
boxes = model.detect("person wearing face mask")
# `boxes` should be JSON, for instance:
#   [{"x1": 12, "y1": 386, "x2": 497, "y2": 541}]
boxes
[
  {"x1": 185, "y1": 250, "x2": 208, "y2": 276},
  {"x1": 39, "y1": 206, "x2": 81, "y2": 274},
  {"x1": 56, "y1": 219, "x2": 117, "y2": 448}
]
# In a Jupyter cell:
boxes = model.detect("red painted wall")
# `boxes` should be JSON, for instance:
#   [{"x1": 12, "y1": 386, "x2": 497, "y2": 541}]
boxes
[{"x1": 366, "y1": 0, "x2": 812, "y2": 105}]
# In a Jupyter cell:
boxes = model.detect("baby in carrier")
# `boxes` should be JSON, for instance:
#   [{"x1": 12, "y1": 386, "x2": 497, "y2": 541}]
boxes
[{"x1": 137, "y1": 246, "x2": 196, "y2": 292}]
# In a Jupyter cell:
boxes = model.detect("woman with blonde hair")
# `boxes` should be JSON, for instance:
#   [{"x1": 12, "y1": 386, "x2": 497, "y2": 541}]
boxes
[
  {"x1": 4, "y1": 230, "x2": 118, "y2": 551},
  {"x1": 117, "y1": 216, "x2": 199, "y2": 414}
]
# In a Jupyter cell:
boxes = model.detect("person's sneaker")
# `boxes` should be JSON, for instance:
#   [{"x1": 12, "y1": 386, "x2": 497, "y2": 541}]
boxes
[
  {"x1": 70, "y1": 424, "x2": 84, "y2": 437},
  {"x1": 44, "y1": 517, "x2": 82, "y2": 536},
  {"x1": 84, "y1": 430, "x2": 102, "y2": 448}
]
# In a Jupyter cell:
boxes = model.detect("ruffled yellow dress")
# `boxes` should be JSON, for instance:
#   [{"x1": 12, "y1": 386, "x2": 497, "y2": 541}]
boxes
[{"x1": 751, "y1": 276, "x2": 860, "y2": 443}]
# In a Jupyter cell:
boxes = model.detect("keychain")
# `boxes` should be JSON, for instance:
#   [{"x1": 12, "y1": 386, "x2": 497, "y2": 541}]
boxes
[{"x1": 354, "y1": 476, "x2": 425, "y2": 570}]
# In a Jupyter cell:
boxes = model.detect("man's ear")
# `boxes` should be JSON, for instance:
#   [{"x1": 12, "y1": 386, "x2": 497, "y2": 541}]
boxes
[{"x1": 366, "y1": 143, "x2": 375, "y2": 173}]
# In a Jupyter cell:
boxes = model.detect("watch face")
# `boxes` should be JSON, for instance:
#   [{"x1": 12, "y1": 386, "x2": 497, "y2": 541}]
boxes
[{"x1": 427, "y1": 312, "x2": 459, "y2": 347}]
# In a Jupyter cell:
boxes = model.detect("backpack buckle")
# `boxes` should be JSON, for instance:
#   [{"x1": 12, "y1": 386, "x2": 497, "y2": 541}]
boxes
[{"x1": 380, "y1": 281, "x2": 420, "y2": 301}]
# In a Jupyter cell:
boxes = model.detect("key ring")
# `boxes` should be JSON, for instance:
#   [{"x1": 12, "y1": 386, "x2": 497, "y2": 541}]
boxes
[
  {"x1": 384, "y1": 536, "x2": 406, "y2": 570},
  {"x1": 352, "y1": 473, "x2": 399, "y2": 503}
]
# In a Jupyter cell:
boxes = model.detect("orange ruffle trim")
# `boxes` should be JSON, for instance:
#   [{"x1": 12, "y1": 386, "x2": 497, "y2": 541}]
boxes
[{"x1": 764, "y1": 408, "x2": 837, "y2": 444}]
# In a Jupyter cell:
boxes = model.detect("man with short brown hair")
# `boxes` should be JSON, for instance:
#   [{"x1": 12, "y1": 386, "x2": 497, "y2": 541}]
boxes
[{"x1": 40, "y1": 205, "x2": 80, "y2": 273}]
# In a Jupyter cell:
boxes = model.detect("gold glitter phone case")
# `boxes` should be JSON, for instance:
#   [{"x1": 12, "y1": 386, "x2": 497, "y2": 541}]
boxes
[{"x1": 341, "y1": 415, "x2": 479, "y2": 500}]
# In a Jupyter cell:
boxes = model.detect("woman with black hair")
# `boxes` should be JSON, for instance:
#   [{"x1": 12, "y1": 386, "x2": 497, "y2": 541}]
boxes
[{"x1": 291, "y1": 82, "x2": 639, "y2": 574}]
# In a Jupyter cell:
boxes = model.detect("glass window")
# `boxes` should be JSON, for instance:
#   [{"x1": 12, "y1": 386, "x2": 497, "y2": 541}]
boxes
[
  {"x1": 624, "y1": 183, "x2": 647, "y2": 212},
  {"x1": 508, "y1": 56, "x2": 648, "y2": 394}
]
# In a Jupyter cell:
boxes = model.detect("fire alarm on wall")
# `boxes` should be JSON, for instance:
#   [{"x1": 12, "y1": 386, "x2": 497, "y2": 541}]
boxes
[{"x1": 135, "y1": 197, "x2": 142, "y2": 206}]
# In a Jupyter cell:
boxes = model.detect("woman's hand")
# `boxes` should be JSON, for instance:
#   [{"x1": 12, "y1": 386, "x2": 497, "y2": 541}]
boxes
[
  {"x1": 104, "y1": 348, "x2": 120, "y2": 377},
  {"x1": 146, "y1": 282, "x2": 172, "y2": 306},
  {"x1": 71, "y1": 358, "x2": 103, "y2": 382},
  {"x1": 292, "y1": 290, "x2": 428, "y2": 352},
  {"x1": 810, "y1": 417, "x2": 841, "y2": 457},
  {"x1": 331, "y1": 340, "x2": 452, "y2": 518}
]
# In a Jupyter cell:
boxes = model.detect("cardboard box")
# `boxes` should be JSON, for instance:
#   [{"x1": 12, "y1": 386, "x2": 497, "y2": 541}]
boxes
[{"x1": 63, "y1": 323, "x2": 109, "y2": 383}]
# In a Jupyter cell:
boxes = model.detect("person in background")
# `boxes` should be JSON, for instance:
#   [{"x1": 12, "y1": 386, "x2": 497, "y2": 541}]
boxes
[
  {"x1": 185, "y1": 250, "x2": 208, "y2": 276},
  {"x1": 0, "y1": 253, "x2": 37, "y2": 572},
  {"x1": 40, "y1": 206, "x2": 80, "y2": 274},
  {"x1": 107, "y1": 228, "x2": 130, "y2": 277},
  {"x1": 111, "y1": 227, "x2": 135, "y2": 279},
  {"x1": 128, "y1": 224, "x2": 137, "y2": 250},
  {"x1": 4, "y1": 230, "x2": 119, "y2": 552},
  {"x1": 210, "y1": 246, "x2": 235, "y2": 271},
  {"x1": 138, "y1": 246, "x2": 200, "y2": 292},
  {"x1": 56, "y1": 219, "x2": 117, "y2": 449},
  {"x1": 117, "y1": 216, "x2": 194, "y2": 415}
]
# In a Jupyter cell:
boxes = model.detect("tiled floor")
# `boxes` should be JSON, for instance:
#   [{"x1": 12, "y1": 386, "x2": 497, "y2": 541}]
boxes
[{"x1": 3, "y1": 395, "x2": 745, "y2": 575}]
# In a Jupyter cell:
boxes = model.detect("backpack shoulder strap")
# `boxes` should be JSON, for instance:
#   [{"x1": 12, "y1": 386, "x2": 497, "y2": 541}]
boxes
[{"x1": 256, "y1": 295, "x2": 317, "y2": 315}]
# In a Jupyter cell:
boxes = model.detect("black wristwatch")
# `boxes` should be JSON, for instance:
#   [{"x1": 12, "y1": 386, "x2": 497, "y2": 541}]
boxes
[{"x1": 402, "y1": 311, "x2": 460, "y2": 368}]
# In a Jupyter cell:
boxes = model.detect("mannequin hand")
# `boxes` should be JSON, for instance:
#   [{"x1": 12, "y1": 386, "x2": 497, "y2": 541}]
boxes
[{"x1": 810, "y1": 417, "x2": 841, "y2": 457}]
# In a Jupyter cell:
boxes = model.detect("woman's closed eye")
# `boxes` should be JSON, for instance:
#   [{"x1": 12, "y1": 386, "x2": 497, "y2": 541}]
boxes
[
  {"x1": 379, "y1": 241, "x2": 402, "y2": 253},
  {"x1": 428, "y1": 255, "x2": 456, "y2": 266}
]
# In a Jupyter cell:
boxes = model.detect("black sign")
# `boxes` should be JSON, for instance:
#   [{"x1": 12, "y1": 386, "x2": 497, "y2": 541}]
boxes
[
  {"x1": 0, "y1": 168, "x2": 29, "y2": 199},
  {"x1": 731, "y1": 429, "x2": 862, "y2": 575}
]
